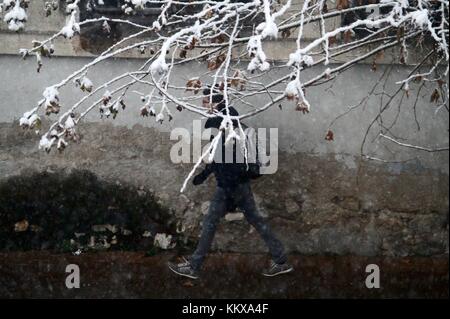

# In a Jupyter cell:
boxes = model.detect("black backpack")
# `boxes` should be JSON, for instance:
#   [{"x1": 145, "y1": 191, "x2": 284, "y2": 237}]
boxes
[{"x1": 238, "y1": 124, "x2": 263, "y2": 180}]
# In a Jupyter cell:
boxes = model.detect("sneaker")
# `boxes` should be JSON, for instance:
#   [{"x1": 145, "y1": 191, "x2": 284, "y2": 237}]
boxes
[
  {"x1": 262, "y1": 261, "x2": 294, "y2": 277},
  {"x1": 167, "y1": 257, "x2": 199, "y2": 280}
]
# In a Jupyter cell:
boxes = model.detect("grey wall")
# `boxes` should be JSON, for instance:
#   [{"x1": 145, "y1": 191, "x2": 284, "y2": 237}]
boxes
[{"x1": 0, "y1": 54, "x2": 448, "y2": 173}]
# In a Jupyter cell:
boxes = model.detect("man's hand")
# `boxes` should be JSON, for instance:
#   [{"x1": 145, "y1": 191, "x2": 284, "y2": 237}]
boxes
[
  {"x1": 193, "y1": 173, "x2": 207, "y2": 186},
  {"x1": 192, "y1": 164, "x2": 213, "y2": 186}
]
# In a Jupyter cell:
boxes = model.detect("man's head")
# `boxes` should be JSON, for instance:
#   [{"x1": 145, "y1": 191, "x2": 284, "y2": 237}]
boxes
[{"x1": 202, "y1": 85, "x2": 224, "y2": 109}]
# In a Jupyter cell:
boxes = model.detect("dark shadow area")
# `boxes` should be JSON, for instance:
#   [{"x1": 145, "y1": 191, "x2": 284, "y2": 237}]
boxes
[
  {"x1": 0, "y1": 169, "x2": 183, "y2": 252},
  {"x1": 77, "y1": 0, "x2": 264, "y2": 54}
]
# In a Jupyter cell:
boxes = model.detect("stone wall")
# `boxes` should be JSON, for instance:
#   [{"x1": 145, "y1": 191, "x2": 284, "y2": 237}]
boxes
[{"x1": 1, "y1": 121, "x2": 447, "y2": 256}]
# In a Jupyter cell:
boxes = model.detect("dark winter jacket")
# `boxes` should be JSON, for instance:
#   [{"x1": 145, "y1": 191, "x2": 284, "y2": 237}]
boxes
[{"x1": 193, "y1": 104, "x2": 260, "y2": 189}]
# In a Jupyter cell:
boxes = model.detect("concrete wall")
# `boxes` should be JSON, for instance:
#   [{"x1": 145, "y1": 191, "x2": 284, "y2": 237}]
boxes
[{"x1": 0, "y1": 55, "x2": 448, "y2": 173}]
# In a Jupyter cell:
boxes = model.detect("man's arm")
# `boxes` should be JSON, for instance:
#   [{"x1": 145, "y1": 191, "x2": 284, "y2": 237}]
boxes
[{"x1": 192, "y1": 163, "x2": 214, "y2": 185}]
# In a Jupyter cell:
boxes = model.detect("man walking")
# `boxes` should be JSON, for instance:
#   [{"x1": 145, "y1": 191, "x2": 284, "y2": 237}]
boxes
[{"x1": 168, "y1": 87, "x2": 293, "y2": 279}]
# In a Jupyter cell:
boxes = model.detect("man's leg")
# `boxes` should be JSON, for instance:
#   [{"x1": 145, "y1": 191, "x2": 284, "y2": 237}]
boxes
[
  {"x1": 236, "y1": 183, "x2": 287, "y2": 265},
  {"x1": 189, "y1": 187, "x2": 227, "y2": 271}
]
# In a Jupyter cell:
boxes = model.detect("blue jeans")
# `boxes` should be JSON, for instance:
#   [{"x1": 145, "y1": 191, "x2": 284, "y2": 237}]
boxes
[{"x1": 190, "y1": 182, "x2": 287, "y2": 270}]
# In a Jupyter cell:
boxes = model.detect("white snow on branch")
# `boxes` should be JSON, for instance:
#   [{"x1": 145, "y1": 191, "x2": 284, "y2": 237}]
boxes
[
  {"x1": 43, "y1": 86, "x2": 59, "y2": 106},
  {"x1": 3, "y1": 0, "x2": 27, "y2": 31},
  {"x1": 61, "y1": 9, "x2": 80, "y2": 39}
]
